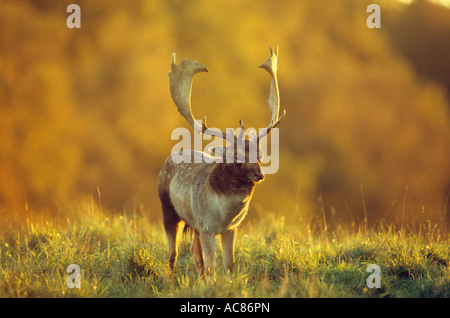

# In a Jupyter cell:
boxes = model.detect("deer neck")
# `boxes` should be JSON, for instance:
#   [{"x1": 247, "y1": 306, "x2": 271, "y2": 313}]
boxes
[{"x1": 208, "y1": 163, "x2": 256, "y2": 200}]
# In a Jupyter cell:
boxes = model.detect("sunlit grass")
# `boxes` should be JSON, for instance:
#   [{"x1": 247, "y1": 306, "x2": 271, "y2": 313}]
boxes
[{"x1": 0, "y1": 197, "x2": 449, "y2": 298}]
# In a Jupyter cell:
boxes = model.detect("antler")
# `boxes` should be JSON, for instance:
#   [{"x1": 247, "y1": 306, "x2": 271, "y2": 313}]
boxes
[
  {"x1": 257, "y1": 46, "x2": 286, "y2": 141},
  {"x1": 168, "y1": 53, "x2": 232, "y2": 141},
  {"x1": 168, "y1": 48, "x2": 285, "y2": 148}
]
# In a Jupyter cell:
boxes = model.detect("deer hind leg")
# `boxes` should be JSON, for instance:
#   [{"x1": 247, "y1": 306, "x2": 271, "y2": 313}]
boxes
[
  {"x1": 190, "y1": 229, "x2": 205, "y2": 276},
  {"x1": 166, "y1": 220, "x2": 181, "y2": 270},
  {"x1": 159, "y1": 191, "x2": 181, "y2": 270}
]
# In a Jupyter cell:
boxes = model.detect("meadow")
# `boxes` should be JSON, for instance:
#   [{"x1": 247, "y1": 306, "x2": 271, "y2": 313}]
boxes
[
  {"x1": 1, "y1": 0, "x2": 449, "y2": 302},
  {"x1": 1, "y1": 196, "x2": 448, "y2": 298}
]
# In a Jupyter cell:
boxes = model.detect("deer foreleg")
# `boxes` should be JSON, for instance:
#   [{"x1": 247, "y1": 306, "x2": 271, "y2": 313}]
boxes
[
  {"x1": 221, "y1": 229, "x2": 236, "y2": 274},
  {"x1": 190, "y1": 230, "x2": 205, "y2": 276},
  {"x1": 200, "y1": 230, "x2": 216, "y2": 280}
]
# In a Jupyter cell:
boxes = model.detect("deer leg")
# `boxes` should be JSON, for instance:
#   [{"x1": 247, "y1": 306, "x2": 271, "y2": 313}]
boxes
[
  {"x1": 160, "y1": 191, "x2": 181, "y2": 270},
  {"x1": 166, "y1": 221, "x2": 181, "y2": 270},
  {"x1": 221, "y1": 229, "x2": 236, "y2": 274},
  {"x1": 200, "y1": 230, "x2": 216, "y2": 279},
  {"x1": 190, "y1": 229, "x2": 205, "y2": 276}
]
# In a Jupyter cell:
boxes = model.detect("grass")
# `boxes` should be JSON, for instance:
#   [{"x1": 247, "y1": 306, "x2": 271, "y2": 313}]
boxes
[{"x1": 0, "y1": 198, "x2": 449, "y2": 298}]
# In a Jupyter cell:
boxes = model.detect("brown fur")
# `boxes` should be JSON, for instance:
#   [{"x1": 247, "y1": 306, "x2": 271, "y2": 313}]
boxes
[{"x1": 157, "y1": 149, "x2": 263, "y2": 278}]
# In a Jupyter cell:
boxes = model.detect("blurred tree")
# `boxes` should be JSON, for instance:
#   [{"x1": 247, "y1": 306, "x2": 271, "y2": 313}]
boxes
[
  {"x1": 267, "y1": 0, "x2": 450, "y2": 226},
  {"x1": 384, "y1": 0, "x2": 450, "y2": 99},
  {"x1": 0, "y1": 0, "x2": 448, "y2": 229},
  {"x1": 0, "y1": 1, "x2": 82, "y2": 210}
]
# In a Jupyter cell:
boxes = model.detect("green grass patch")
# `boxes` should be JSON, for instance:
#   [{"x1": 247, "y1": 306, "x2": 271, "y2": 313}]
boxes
[{"x1": 1, "y1": 204, "x2": 449, "y2": 298}]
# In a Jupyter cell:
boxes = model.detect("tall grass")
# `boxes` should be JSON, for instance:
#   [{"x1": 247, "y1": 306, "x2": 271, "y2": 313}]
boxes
[{"x1": 0, "y1": 196, "x2": 449, "y2": 298}]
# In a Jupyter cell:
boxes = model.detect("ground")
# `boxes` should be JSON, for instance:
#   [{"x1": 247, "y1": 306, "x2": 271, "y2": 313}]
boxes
[{"x1": 0, "y1": 199, "x2": 449, "y2": 298}]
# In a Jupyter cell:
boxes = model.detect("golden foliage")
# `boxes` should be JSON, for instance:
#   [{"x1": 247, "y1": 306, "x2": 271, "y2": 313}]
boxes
[{"x1": 0, "y1": 0, "x2": 449, "y2": 228}]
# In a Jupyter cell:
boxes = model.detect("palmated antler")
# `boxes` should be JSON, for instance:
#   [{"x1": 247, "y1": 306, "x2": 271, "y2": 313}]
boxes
[
  {"x1": 168, "y1": 47, "x2": 286, "y2": 148},
  {"x1": 168, "y1": 53, "x2": 233, "y2": 142},
  {"x1": 256, "y1": 46, "x2": 286, "y2": 141}
]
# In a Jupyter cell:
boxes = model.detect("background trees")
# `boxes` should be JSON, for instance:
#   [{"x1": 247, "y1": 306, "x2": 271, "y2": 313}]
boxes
[{"x1": 1, "y1": 0, "x2": 449, "y2": 228}]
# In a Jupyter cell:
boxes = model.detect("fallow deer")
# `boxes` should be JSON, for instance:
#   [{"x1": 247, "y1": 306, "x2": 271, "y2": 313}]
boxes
[{"x1": 158, "y1": 46, "x2": 286, "y2": 278}]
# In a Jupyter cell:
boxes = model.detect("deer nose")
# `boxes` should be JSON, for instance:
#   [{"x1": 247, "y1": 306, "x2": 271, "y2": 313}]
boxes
[{"x1": 255, "y1": 171, "x2": 265, "y2": 181}]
